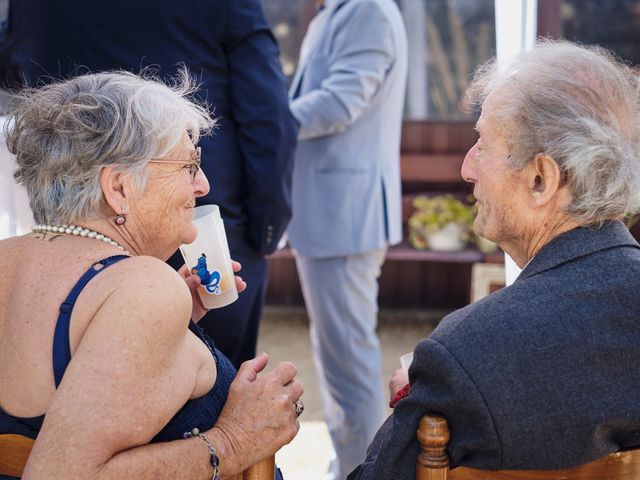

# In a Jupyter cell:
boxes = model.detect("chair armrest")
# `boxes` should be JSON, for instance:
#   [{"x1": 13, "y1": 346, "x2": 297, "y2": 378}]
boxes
[
  {"x1": 416, "y1": 414, "x2": 450, "y2": 480},
  {"x1": 0, "y1": 433, "x2": 35, "y2": 477},
  {"x1": 228, "y1": 455, "x2": 276, "y2": 480}
]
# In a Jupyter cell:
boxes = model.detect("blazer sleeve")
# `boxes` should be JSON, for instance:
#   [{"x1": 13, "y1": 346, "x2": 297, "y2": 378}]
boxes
[
  {"x1": 290, "y1": 1, "x2": 396, "y2": 141},
  {"x1": 224, "y1": 0, "x2": 298, "y2": 255},
  {"x1": 0, "y1": 3, "x2": 19, "y2": 89},
  {"x1": 347, "y1": 338, "x2": 502, "y2": 480}
]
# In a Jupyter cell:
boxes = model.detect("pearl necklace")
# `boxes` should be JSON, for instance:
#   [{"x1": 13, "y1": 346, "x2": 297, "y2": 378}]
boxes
[{"x1": 32, "y1": 224, "x2": 129, "y2": 254}]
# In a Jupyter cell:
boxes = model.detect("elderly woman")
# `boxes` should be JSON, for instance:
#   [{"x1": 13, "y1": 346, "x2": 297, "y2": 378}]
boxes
[
  {"x1": 0, "y1": 71, "x2": 303, "y2": 479},
  {"x1": 348, "y1": 40, "x2": 640, "y2": 480}
]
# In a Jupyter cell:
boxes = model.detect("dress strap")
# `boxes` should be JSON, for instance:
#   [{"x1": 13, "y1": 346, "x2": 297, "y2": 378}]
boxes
[{"x1": 53, "y1": 255, "x2": 130, "y2": 387}]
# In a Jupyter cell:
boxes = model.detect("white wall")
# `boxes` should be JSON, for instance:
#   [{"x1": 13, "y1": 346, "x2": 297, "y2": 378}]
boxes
[
  {"x1": 494, "y1": 0, "x2": 537, "y2": 284},
  {"x1": 0, "y1": 116, "x2": 34, "y2": 240}
]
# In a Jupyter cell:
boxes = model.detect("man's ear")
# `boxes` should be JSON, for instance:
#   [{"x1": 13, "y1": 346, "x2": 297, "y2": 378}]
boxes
[
  {"x1": 527, "y1": 153, "x2": 563, "y2": 208},
  {"x1": 100, "y1": 166, "x2": 130, "y2": 215}
]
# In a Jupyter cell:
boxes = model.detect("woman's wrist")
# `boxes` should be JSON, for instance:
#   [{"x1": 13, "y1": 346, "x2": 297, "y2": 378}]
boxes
[
  {"x1": 204, "y1": 426, "x2": 243, "y2": 477},
  {"x1": 184, "y1": 428, "x2": 221, "y2": 478}
]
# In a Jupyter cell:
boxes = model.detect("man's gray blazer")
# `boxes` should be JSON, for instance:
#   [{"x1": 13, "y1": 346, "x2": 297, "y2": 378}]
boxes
[
  {"x1": 348, "y1": 221, "x2": 640, "y2": 479},
  {"x1": 288, "y1": 0, "x2": 408, "y2": 258}
]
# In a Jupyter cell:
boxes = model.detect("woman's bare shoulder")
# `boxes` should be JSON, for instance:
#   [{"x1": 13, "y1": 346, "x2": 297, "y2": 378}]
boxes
[
  {"x1": 104, "y1": 254, "x2": 191, "y2": 298},
  {"x1": 0, "y1": 235, "x2": 29, "y2": 262},
  {"x1": 99, "y1": 254, "x2": 185, "y2": 286},
  {"x1": 90, "y1": 255, "x2": 193, "y2": 337}
]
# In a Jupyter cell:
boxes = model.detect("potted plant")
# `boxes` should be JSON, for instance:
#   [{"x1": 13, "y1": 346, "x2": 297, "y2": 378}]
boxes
[
  {"x1": 474, "y1": 234, "x2": 498, "y2": 254},
  {"x1": 408, "y1": 194, "x2": 475, "y2": 251}
]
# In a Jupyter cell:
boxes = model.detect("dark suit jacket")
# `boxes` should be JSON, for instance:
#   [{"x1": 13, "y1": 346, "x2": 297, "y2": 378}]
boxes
[
  {"x1": 5, "y1": 0, "x2": 297, "y2": 255},
  {"x1": 349, "y1": 221, "x2": 640, "y2": 480}
]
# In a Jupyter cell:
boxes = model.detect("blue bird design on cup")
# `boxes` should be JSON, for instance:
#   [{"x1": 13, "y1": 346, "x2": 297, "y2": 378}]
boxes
[{"x1": 191, "y1": 253, "x2": 222, "y2": 295}]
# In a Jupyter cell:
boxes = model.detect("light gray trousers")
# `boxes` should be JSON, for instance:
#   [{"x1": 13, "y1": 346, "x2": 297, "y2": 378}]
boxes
[{"x1": 295, "y1": 248, "x2": 387, "y2": 480}]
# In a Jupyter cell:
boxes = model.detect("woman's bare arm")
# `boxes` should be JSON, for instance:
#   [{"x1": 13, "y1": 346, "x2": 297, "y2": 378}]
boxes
[{"x1": 23, "y1": 256, "x2": 301, "y2": 479}]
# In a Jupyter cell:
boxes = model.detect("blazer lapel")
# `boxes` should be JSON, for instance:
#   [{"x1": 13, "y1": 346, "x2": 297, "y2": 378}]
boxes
[
  {"x1": 289, "y1": 0, "x2": 350, "y2": 100},
  {"x1": 289, "y1": 9, "x2": 327, "y2": 99}
]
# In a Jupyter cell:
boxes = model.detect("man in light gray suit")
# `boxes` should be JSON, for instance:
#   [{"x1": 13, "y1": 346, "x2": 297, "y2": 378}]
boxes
[
  {"x1": 288, "y1": 0, "x2": 407, "y2": 477},
  {"x1": 348, "y1": 40, "x2": 640, "y2": 479}
]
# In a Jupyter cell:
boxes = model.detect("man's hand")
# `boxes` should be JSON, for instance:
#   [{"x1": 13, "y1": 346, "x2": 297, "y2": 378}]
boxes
[{"x1": 388, "y1": 368, "x2": 409, "y2": 399}]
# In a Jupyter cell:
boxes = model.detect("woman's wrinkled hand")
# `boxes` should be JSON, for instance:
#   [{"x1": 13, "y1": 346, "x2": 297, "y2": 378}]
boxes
[
  {"x1": 230, "y1": 260, "x2": 247, "y2": 293},
  {"x1": 178, "y1": 260, "x2": 247, "y2": 322},
  {"x1": 211, "y1": 353, "x2": 304, "y2": 473},
  {"x1": 388, "y1": 367, "x2": 409, "y2": 399}
]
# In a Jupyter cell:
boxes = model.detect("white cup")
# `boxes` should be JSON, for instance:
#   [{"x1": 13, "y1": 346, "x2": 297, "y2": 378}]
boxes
[
  {"x1": 400, "y1": 351, "x2": 414, "y2": 373},
  {"x1": 180, "y1": 205, "x2": 238, "y2": 309}
]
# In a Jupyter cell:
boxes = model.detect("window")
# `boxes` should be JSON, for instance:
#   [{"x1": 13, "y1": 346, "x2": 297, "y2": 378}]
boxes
[
  {"x1": 558, "y1": 0, "x2": 640, "y2": 66},
  {"x1": 262, "y1": 0, "x2": 314, "y2": 79},
  {"x1": 262, "y1": 0, "x2": 495, "y2": 120},
  {"x1": 398, "y1": 0, "x2": 495, "y2": 120}
]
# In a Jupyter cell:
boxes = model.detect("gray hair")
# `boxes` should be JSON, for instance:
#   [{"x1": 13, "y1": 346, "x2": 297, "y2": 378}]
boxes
[
  {"x1": 466, "y1": 39, "x2": 640, "y2": 224},
  {"x1": 7, "y1": 69, "x2": 215, "y2": 224}
]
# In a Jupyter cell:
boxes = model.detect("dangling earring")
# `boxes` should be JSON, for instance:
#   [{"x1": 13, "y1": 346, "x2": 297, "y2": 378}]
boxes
[{"x1": 115, "y1": 214, "x2": 126, "y2": 226}]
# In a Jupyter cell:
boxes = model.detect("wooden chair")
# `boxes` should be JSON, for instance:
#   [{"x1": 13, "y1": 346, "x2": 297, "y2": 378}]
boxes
[
  {"x1": 0, "y1": 433, "x2": 276, "y2": 479},
  {"x1": 416, "y1": 414, "x2": 640, "y2": 480},
  {"x1": 0, "y1": 434, "x2": 32, "y2": 478}
]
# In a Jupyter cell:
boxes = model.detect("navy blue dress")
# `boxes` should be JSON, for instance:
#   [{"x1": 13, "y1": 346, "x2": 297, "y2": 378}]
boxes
[{"x1": 0, "y1": 256, "x2": 237, "y2": 477}]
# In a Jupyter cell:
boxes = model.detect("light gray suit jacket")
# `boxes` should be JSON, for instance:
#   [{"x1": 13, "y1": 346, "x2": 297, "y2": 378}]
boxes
[{"x1": 288, "y1": 0, "x2": 408, "y2": 258}]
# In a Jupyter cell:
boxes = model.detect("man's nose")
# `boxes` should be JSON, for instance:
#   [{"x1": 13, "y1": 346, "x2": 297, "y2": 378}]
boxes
[{"x1": 461, "y1": 143, "x2": 478, "y2": 183}]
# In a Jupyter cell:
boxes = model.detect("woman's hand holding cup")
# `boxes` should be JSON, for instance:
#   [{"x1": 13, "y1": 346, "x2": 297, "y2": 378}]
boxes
[{"x1": 179, "y1": 260, "x2": 246, "y2": 322}]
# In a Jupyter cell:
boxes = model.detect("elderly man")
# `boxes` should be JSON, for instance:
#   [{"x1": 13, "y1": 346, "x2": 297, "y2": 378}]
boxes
[{"x1": 348, "y1": 40, "x2": 640, "y2": 480}]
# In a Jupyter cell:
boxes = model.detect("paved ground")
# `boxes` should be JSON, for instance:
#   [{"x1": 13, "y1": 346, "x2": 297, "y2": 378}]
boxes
[{"x1": 256, "y1": 306, "x2": 449, "y2": 480}]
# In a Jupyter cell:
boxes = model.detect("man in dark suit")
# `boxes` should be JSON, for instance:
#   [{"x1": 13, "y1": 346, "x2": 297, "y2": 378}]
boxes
[
  {"x1": 348, "y1": 40, "x2": 640, "y2": 479},
  {"x1": 4, "y1": 0, "x2": 297, "y2": 367}
]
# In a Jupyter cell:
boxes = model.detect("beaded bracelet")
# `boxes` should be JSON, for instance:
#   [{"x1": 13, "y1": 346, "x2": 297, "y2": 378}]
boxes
[{"x1": 184, "y1": 427, "x2": 221, "y2": 480}]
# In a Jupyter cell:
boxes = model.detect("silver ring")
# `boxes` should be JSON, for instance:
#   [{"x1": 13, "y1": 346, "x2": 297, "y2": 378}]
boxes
[{"x1": 294, "y1": 400, "x2": 304, "y2": 417}]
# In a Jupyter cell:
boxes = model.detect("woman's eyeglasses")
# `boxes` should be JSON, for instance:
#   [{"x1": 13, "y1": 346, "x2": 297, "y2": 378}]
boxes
[{"x1": 148, "y1": 146, "x2": 201, "y2": 182}]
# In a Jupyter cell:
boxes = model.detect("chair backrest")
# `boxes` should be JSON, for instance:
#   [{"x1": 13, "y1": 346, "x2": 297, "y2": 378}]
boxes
[
  {"x1": 416, "y1": 414, "x2": 640, "y2": 480},
  {"x1": 0, "y1": 434, "x2": 33, "y2": 477},
  {"x1": 234, "y1": 455, "x2": 277, "y2": 480},
  {"x1": 0, "y1": 433, "x2": 275, "y2": 479}
]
